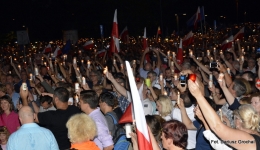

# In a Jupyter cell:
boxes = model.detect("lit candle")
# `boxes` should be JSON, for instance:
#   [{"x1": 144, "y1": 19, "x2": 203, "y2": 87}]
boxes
[
  {"x1": 220, "y1": 50, "x2": 223, "y2": 55},
  {"x1": 209, "y1": 73, "x2": 213, "y2": 81},
  {"x1": 73, "y1": 57, "x2": 77, "y2": 64},
  {"x1": 133, "y1": 60, "x2": 136, "y2": 65},
  {"x1": 210, "y1": 57, "x2": 213, "y2": 62},
  {"x1": 227, "y1": 68, "x2": 230, "y2": 74},
  {"x1": 174, "y1": 74, "x2": 178, "y2": 80},
  {"x1": 171, "y1": 61, "x2": 174, "y2": 67},
  {"x1": 253, "y1": 47, "x2": 255, "y2": 51},
  {"x1": 160, "y1": 74, "x2": 163, "y2": 81},
  {"x1": 189, "y1": 50, "x2": 193, "y2": 57},
  {"x1": 241, "y1": 56, "x2": 244, "y2": 62},
  {"x1": 219, "y1": 109, "x2": 223, "y2": 122},
  {"x1": 44, "y1": 62, "x2": 47, "y2": 66},
  {"x1": 209, "y1": 80, "x2": 213, "y2": 88},
  {"x1": 81, "y1": 60, "x2": 84, "y2": 64},
  {"x1": 213, "y1": 47, "x2": 216, "y2": 53},
  {"x1": 113, "y1": 59, "x2": 116, "y2": 64},
  {"x1": 177, "y1": 92, "x2": 180, "y2": 105},
  {"x1": 163, "y1": 91, "x2": 167, "y2": 96},
  {"x1": 9, "y1": 71, "x2": 11, "y2": 74},
  {"x1": 167, "y1": 51, "x2": 170, "y2": 57},
  {"x1": 51, "y1": 53, "x2": 53, "y2": 58},
  {"x1": 120, "y1": 64, "x2": 124, "y2": 70},
  {"x1": 29, "y1": 73, "x2": 33, "y2": 80},
  {"x1": 218, "y1": 73, "x2": 224, "y2": 81},
  {"x1": 18, "y1": 65, "x2": 21, "y2": 72},
  {"x1": 77, "y1": 67, "x2": 79, "y2": 72},
  {"x1": 79, "y1": 50, "x2": 81, "y2": 54},
  {"x1": 103, "y1": 66, "x2": 108, "y2": 75},
  {"x1": 82, "y1": 77, "x2": 86, "y2": 85},
  {"x1": 35, "y1": 68, "x2": 39, "y2": 76},
  {"x1": 172, "y1": 52, "x2": 176, "y2": 58},
  {"x1": 207, "y1": 50, "x2": 210, "y2": 56},
  {"x1": 87, "y1": 60, "x2": 91, "y2": 68},
  {"x1": 75, "y1": 83, "x2": 79, "y2": 91}
]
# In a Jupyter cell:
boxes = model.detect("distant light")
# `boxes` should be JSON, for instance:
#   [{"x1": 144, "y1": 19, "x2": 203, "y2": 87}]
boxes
[
  {"x1": 220, "y1": 16, "x2": 223, "y2": 18},
  {"x1": 205, "y1": 15, "x2": 208, "y2": 17},
  {"x1": 22, "y1": 25, "x2": 25, "y2": 27},
  {"x1": 13, "y1": 19, "x2": 15, "y2": 20},
  {"x1": 183, "y1": 13, "x2": 186, "y2": 16},
  {"x1": 175, "y1": 14, "x2": 177, "y2": 16}
]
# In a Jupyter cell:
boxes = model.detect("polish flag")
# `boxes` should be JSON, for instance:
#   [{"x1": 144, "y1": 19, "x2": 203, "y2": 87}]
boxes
[
  {"x1": 120, "y1": 26, "x2": 129, "y2": 44},
  {"x1": 110, "y1": 9, "x2": 120, "y2": 53},
  {"x1": 176, "y1": 39, "x2": 184, "y2": 64},
  {"x1": 118, "y1": 103, "x2": 133, "y2": 124},
  {"x1": 42, "y1": 44, "x2": 52, "y2": 53},
  {"x1": 53, "y1": 46, "x2": 62, "y2": 57},
  {"x1": 143, "y1": 27, "x2": 150, "y2": 63},
  {"x1": 233, "y1": 27, "x2": 244, "y2": 41},
  {"x1": 97, "y1": 49, "x2": 106, "y2": 57},
  {"x1": 182, "y1": 31, "x2": 194, "y2": 46},
  {"x1": 124, "y1": 61, "x2": 153, "y2": 150},
  {"x1": 221, "y1": 35, "x2": 233, "y2": 51},
  {"x1": 155, "y1": 26, "x2": 161, "y2": 42},
  {"x1": 194, "y1": 7, "x2": 201, "y2": 29},
  {"x1": 83, "y1": 40, "x2": 94, "y2": 50}
]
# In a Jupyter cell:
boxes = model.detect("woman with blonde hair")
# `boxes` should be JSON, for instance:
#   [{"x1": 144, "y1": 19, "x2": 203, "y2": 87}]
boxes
[
  {"x1": 156, "y1": 95, "x2": 173, "y2": 121},
  {"x1": 66, "y1": 113, "x2": 99, "y2": 150}
]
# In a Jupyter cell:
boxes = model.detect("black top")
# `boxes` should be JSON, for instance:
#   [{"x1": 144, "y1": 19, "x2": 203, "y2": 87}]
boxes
[
  {"x1": 38, "y1": 105, "x2": 81, "y2": 150},
  {"x1": 251, "y1": 134, "x2": 260, "y2": 150}
]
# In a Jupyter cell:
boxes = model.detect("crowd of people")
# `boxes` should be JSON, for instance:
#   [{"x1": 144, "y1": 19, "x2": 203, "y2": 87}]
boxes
[{"x1": 0, "y1": 22, "x2": 260, "y2": 150}]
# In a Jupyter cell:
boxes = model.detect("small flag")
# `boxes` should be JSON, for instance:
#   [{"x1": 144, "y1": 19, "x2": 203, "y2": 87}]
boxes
[
  {"x1": 53, "y1": 46, "x2": 62, "y2": 57},
  {"x1": 42, "y1": 44, "x2": 52, "y2": 53},
  {"x1": 176, "y1": 39, "x2": 184, "y2": 64},
  {"x1": 110, "y1": 9, "x2": 120, "y2": 54},
  {"x1": 182, "y1": 31, "x2": 194, "y2": 46},
  {"x1": 83, "y1": 40, "x2": 94, "y2": 50},
  {"x1": 120, "y1": 26, "x2": 129, "y2": 44},
  {"x1": 233, "y1": 27, "x2": 244, "y2": 41},
  {"x1": 221, "y1": 35, "x2": 233, "y2": 51}
]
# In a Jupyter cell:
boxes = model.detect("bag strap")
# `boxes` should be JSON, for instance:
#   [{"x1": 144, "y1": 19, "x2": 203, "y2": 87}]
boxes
[{"x1": 106, "y1": 112, "x2": 118, "y2": 125}]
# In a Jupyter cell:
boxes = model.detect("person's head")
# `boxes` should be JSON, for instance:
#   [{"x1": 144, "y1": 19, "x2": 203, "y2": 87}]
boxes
[
  {"x1": 180, "y1": 91, "x2": 194, "y2": 108},
  {"x1": 239, "y1": 97, "x2": 251, "y2": 105},
  {"x1": 242, "y1": 71, "x2": 255, "y2": 81},
  {"x1": 18, "y1": 106, "x2": 35, "y2": 124},
  {"x1": 93, "y1": 85, "x2": 103, "y2": 97},
  {"x1": 233, "y1": 104, "x2": 260, "y2": 132},
  {"x1": 225, "y1": 52, "x2": 233, "y2": 61},
  {"x1": 36, "y1": 83, "x2": 45, "y2": 93},
  {"x1": 144, "y1": 62, "x2": 152, "y2": 71},
  {"x1": 161, "y1": 120, "x2": 188, "y2": 149},
  {"x1": 53, "y1": 87, "x2": 69, "y2": 107},
  {"x1": 165, "y1": 67, "x2": 172, "y2": 78},
  {"x1": 250, "y1": 92, "x2": 260, "y2": 115},
  {"x1": 114, "y1": 76, "x2": 126, "y2": 88},
  {"x1": 0, "y1": 74, "x2": 6, "y2": 84},
  {"x1": 89, "y1": 70, "x2": 102, "y2": 83},
  {"x1": 0, "y1": 95, "x2": 14, "y2": 114},
  {"x1": 40, "y1": 95, "x2": 53, "y2": 109},
  {"x1": 0, "y1": 126, "x2": 10, "y2": 144},
  {"x1": 13, "y1": 75, "x2": 20, "y2": 84},
  {"x1": 0, "y1": 84, "x2": 6, "y2": 97},
  {"x1": 40, "y1": 65, "x2": 48, "y2": 76},
  {"x1": 181, "y1": 62, "x2": 191, "y2": 70},
  {"x1": 99, "y1": 92, "x2": 115, "y2": 113},
  {"x1": 66, "y1": 113, "x2": 97, "y2": 143},
  {"x1": 79, "y1": 90, "x2": 98, "y2": 114},
  {"x1": 247, "y1": 58, "x2": 256, "y2": 69},
  {"x1": 6, "y1": 74, "x2": 14, "y2": 84},
  {"x1": 147, "y1": 71, "x2": 157, "y2": 82},
  {"x1": 20, "y1": 71, "x2": 28, "y2": 81},
  {"x1": 156, "y1": 95, "x2": 173, "y2": 117},
  {"x1": 146, "y1": 115, "x2": 165, "y2": 143},
  {"x1": 170, "y1": 88, "x2": 179, "y2": 101},
  {"x1": 5, "y1": 83, "x2": 14, "y2": 95},
  {"x1": 214, "y1": 85, "x2": 224, "y2": 100},
  {"x1": 229, "y1": 79, "x2": 246, "y2": 98}
]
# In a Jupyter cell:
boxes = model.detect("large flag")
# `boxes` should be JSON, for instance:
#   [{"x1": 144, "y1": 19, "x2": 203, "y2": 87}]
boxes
[
  {"x1": 194, "y1": 7, "x2": 201, "y2": 29},
  {"x1": 187, "y1": 6, "x2": 204, "y2": 28},
  {"x1": 62, "y1": 40, "x2": 71, "y2": 54},
  {"x1": 110, "y1": 9, "x2": 120, "y2": 53},
  {"x1": 42, "y1": 44, "x2": 52, "y2": 53},
  {"x1": 182, "y1": 31, "x2": 194, "y2": 46},
  {"x1": 120, "y1": 26, "x2": 129, "y2": 44},
  {"x1": 233, "y1": 27, "x2": 244, "y2": 41},
  {"x1": 125, "y1": 61, "x2": 153, "y2": 150},
  {"x1": 83, "y1": 40, "x2": 94, "y2": 50},
  {"x1": 221, "y1": 35, "x2": 233, "y2": 51},
  {"x1": 119, "y1": 103, "x2": 133, "y2": 124},
  {"x1": 143, "y1": 27, "x2": 150, "y2": 63},
  {"x1": 53, "y1": 46, "x2": 62, "y2": 57},
  {"x1": 176, "y1": 39, "x2": 184, "y2": 64}
]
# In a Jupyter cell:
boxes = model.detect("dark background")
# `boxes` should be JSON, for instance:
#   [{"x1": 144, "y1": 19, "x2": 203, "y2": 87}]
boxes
[{"x1": 0, "y1": 0, "x2": 259, "y2": 42}]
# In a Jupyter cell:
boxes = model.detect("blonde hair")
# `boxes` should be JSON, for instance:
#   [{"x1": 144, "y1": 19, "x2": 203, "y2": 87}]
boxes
[
  {"x1": 157, "y1": 95, "x2": 173, "y2": 117},
  {"x1": 66, "y1": 113, "x2": 97, "y2": 143},
  {"x1": 233, "y1": 104, "x2": 260, "y2": 132}
]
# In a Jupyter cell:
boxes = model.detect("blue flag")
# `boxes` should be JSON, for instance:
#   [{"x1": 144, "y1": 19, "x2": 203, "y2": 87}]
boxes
[{"x1": 62, "y1": 40, "x2": 71, "y2": 54}]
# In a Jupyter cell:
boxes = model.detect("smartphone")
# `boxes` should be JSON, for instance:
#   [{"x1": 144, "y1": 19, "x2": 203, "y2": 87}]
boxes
[
  {"x1": 179, "y1": 75, "x2": 187, "y2": 86},
  {"x1": 210, "y1": 62, "x2": 218, "y2": 68}
]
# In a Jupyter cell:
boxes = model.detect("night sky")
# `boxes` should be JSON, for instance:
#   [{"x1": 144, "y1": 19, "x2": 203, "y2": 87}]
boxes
[{"x1": 0, "y1": 0, "x2": 259, "y2": 42}]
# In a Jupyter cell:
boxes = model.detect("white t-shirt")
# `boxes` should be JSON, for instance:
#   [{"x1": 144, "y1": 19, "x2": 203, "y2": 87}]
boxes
[
  {"x1": 171, "y1": 105, "x2": 197, "y2": 149},
  {"x1": 142, "y1": 98, "x2": 154, "y2": 116}
]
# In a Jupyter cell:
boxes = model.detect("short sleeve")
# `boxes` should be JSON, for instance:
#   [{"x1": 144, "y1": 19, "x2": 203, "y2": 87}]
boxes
[{"x1": 228, "y1": 98, "x2": 241, "y2": 110}]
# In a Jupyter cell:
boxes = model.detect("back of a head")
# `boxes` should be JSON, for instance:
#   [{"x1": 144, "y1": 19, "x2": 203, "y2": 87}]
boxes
[
  {"x1": 158, "y1": 95, "x2": 173, "y2": 117},
  {"x1": 54, "y1": 87, "x2": 69, "y2": 103},
  {"x1": 146, "y1": 115, "x2": 165, "y2": 142},
  {"x1": 162, "y1": 120, "x2": 188, "y2": 149},
  {"x1": 234, "y1": 104, "x2": 260, "y2": 132},
  {"x1": 66, "y1": 113, "x2": 97, "y2": 143},
  {"x1": 100, "y1": 92, "x2": 116, "y2": 108},
  {"x1": 19, "y1": 106, "x2": 35, "y2": 124},
  {"x1": 40, "y1": 95, "x2": 53, "y2": 104},
  {"x1": 180, "y1": 91, "x2": 193, "y2": 108},
  {"x1": 80, "y1": 90, "x2": 99, "y2": 109},
  {"x1": 233, "y1": 79, "x2": 247, "y2": 97}
]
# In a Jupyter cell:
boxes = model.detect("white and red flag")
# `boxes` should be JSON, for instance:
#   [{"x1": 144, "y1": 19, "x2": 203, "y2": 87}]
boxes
[
  {"x1": 53, "y1": 46, "x2": 62, "y2": 57},
  {"x1": 143, "y1": 27, "x2": 150, "y2": 63},
  {"x1": 182, "y1": 31, "x2": 194, "y2": 46},
  {"x1": 110, "y1": 9, "x2": 120, "y2": 53},
  {"x1": 221, "y1": 35, "x2": 233, "y2": 51},
  {"x1": 121, "y1": 61, "x2": 153, "y2": 150},
  {"x1": 42, "y1": 43, "x2": 52, "y2": 53},
  {"x1": 120, "y1": 26, "x2": 129, "y2": 44},
  {"x1": 233, "y1": 27, "x2": 244, "y2": 41},
  {"x1": 97, "y1": 49, "x2": 106, "y2": 57},
  {"x1": 155, "y1": 26, "x2": 161, "y2": 42},
  {"x1": 176, "y1": 39, "x2": 184, "y2": 64},
  {"x1": 83, "y1": 40, "x2": 94, "y2": 50}
]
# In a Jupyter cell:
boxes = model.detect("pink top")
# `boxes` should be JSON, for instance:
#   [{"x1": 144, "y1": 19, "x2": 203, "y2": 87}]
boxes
[{"x1": 0, "y1": 111, "x2": 20, "y2": 134}]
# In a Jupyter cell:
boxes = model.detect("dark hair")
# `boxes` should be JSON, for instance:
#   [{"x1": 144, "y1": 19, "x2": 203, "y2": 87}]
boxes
[
  {"x1": 100, "y1": 92, "x2": 116, "y2": 108},
  {"x1": 162, "y1": 120, "x2": 188, "y2": 149},
  {"x1": 180, "y1": 91, "x2": 193, "y2": 108},
  {"x1": 0, "y1": 95, "x2": 14, "y2": 113},
  {"x1": 114, "y1": 76, "x2": 126, "y2": 86},
  {"x1": 53, "y1": 87, "x2": 69, "y2": 103},
  {"x1": 147, "y1": 71, "x2": 157, "y2": 77},
  {"x1": 242, "y1": 71, "x2": 255, "y2": 81},
  {"x1": 40, "y1": 95, "x2": 53, "y2": 104},
  {"x1": 80, "y1": 90, "x2": 98, "y2": 109},
  {"x1": 146, "y1": 115, "x2": 165, "y2": 143}
]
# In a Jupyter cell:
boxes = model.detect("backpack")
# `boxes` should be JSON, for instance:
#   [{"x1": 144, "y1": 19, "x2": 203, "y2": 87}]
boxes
[{"x1": 105, "y1": 112, "x2": 130, "y2": 150}]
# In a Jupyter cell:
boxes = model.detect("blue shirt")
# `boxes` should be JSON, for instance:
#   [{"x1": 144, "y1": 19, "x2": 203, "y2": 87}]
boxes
[
  {"x1": 139, "y1": 67, "x2": 160, "y2": 79},
  {"x1": 7, "y1": 123, "x2": 59, "y2": 150},
  {"x1": 7, "y1": 92, "x2": 20, "y2": 109},
  {"x1": 193, "y1": 120, "x2": 213, "y2": 150}
]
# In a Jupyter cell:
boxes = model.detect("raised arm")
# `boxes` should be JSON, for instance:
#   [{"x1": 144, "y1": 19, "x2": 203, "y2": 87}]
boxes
[
  {"x1": 139, "y1": 48, "x2": 149, "y2": 69},
  {"x1": 106, "y1": 72, "x2": 127, "y2": 98},
  {"x1": 191, "y1": 56, "x2": 211, "y2": 75}
]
